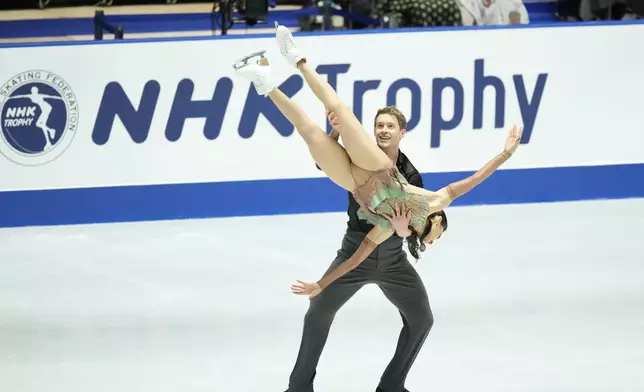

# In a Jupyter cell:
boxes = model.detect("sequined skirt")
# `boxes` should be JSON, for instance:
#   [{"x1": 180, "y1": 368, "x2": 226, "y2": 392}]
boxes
[{"x1": 352, "y1": 165, "x2": 410, "y2": 229}]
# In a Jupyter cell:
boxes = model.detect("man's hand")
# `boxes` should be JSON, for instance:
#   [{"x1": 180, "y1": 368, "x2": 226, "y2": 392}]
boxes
[
  {"x1": 382, "y1": 202, "x2": 413, "y2": 237},
  {"x1": 327, "y1": 111, "x2": 340, "y2": 141}
]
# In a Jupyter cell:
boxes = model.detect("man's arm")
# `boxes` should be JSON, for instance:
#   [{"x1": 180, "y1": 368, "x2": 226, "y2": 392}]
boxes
[{"x1": 398, "y1": 151, "x2": 424, "y2": 187}]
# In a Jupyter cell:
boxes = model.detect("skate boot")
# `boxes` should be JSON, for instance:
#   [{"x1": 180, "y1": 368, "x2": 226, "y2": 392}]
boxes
[
  {"x1": 274, "y1": 22, "x2": 306, "y2": 67},
  {"x1": 232, "y1": 50, "x2": 276, "y2": 96}
]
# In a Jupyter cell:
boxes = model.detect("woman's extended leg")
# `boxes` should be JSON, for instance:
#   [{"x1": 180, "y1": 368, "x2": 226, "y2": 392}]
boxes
[
  {"x1": 268, "y1": 89, "x2": 356, "y2": 191},
  {"x1": 275, "y1": 23, "x2": 392, "y2": 172},
  {"x1": 233, "y1": 53, "x2": 356, "y2": 191}
]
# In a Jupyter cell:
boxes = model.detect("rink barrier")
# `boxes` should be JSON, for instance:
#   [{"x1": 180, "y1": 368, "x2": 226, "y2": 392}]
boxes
[
  {"x1": 1, "y1": 22, "x2": 644, "y2": 227},
  {"x1": 1, "y1": 18, "x2": 640, "y2": 49},
  {"x1": 0, "y1": 2, "x2": 557, "y2": 40},
  {"x1": 0, "y1": 163, "x2": 643, "y2": 228}
]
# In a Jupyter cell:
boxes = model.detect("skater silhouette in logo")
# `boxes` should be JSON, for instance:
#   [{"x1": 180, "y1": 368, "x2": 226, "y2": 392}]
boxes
[{"x1": 7, "y1": 86, "x2": 63, "y2": 151}]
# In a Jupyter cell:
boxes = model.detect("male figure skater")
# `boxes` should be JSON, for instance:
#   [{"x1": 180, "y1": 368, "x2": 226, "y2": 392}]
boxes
[{"x1": 286, "y1": 106, "x2": 434, "y2": 392}]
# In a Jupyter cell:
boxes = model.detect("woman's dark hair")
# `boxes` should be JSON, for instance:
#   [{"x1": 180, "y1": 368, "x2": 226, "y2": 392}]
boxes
[{"x1": 405, "y1": 210, "x2": 448, "y2": 261}]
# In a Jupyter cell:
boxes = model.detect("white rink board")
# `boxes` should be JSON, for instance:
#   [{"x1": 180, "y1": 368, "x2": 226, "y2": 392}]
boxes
[{"x1": 0, "y1": 24, "x2": 643, "y2": 191}]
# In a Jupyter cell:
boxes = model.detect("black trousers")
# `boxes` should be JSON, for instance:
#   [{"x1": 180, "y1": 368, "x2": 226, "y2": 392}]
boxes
[{"x1": 287, "y1": 230, "x2": 434, "y2": 392}]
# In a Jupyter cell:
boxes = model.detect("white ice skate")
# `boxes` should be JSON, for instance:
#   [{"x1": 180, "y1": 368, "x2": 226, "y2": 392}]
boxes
[
  {"x1": 274, "y1": 22, "x2": 305, "y2": 67},
  {"x1": 232, "y1": 50, "x2": 276, "y2": 96}
]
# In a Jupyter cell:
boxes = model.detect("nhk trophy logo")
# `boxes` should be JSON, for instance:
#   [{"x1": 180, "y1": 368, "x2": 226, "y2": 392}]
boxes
[{"x1": 0, "y1": 70, "x2": 79, "y2": 166}]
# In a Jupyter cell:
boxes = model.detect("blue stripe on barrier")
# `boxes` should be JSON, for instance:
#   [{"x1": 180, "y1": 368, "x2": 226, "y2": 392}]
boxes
[{"x1": 0, "y1": 163, "x2": 642, "y2": 228}]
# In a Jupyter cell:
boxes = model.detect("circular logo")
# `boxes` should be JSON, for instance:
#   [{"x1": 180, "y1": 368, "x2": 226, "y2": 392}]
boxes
[{"x1": 0, "y1": 70, "x2": 79, "y2": 166}]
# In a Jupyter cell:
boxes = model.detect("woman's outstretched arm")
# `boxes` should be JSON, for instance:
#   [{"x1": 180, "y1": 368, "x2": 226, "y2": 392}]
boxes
[
  {"x1": 417, "y1": 125, "x2": 523, "y2": 213},
  {"x1": 317, "y1": 225, "x2": 392, "y2": 289},
  {"x1": 290, "y1": 224, "x2": 395, "y2": 299},
  {"x1": 447, "y1": 125, "x2": 522, "y2": 198}
]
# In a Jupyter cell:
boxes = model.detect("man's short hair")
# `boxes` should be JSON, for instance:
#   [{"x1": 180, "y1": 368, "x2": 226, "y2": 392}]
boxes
[{"x1": 374, "y1": 106, "x2": 408, "y2": 130}]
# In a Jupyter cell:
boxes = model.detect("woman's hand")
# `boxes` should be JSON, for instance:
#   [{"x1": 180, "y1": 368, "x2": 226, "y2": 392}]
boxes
[
  {"x1": 291, "y1": 280, "x2": 322, "y2": 300},
  {"x1": 383, "y1": 202, "x2": 412, "y2": 237},
  {"x1": 504, "y1": 125, "x2": 523, "y2": 155}
]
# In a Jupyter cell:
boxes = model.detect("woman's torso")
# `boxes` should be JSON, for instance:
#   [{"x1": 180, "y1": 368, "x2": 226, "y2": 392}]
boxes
[{"x1": 352, "y1": 165, "x2": 433, "y2": 233}]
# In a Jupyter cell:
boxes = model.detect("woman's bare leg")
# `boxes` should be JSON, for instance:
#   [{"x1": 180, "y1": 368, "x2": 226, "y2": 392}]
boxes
[
  {"x1": 297, "y1": 60, "x2": 391, "y2": 172},
  {"x1": 275, "y1": 23, "x2": 391, "y2": 172},
  {"x1": 268, "y1": 88, "x2": 356, "y2": 191}
]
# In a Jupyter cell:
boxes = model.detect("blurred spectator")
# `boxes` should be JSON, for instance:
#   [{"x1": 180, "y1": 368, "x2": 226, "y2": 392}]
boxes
[
  {"x1": 373, "y1": 0, "x2": 529, "y2": 27},
  {"x1": 482, "y1": 0, "x2": 530, "y2": 24},
  {"x1": 336, "y1": 0, "x2": 374, "y2": 29},
  {"x1": 298, "y1": 0, "x2": 349, "y2": 31},
  {"x1": 580, "y1": 0, "x2": 627, "y2": 19},
  {"x1": 555, "y1": 0, "x2": 584, "y2": 19},
  {"x1": 456, "y1": 0, "x2": 528, "y2": 26},
  {"x1": 631, "y1": 0, "x2": 644, "y2": 16},
  {"x1": 374, "y1": 0, "x2": 464, "y2": 27},
  {"x1": 557, "y1": 0, "x2": 643, "y2": 20}
]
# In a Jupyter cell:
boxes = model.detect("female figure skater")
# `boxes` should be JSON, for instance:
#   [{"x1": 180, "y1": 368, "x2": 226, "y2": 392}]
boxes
[{"x1": 233, "y1": 23, "x2": 523, "y2": 299}]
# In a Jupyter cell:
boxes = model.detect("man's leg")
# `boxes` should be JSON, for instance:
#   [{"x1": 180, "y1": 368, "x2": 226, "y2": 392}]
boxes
[
  {"x1": 287, "y1": 233, "x2": 374, "y2": 392},
  {"x1": 375, "y1": 255, "x2": 434, "y2": 392}
]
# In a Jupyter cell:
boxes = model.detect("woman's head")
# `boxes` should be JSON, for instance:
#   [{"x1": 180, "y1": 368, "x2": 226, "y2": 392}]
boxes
[
  {"x1": 421, "y1": 210, "x2": 448, "y2": 245},
  {"x1": 405, "y1": 210, "x2": 448, "y2": 260}
]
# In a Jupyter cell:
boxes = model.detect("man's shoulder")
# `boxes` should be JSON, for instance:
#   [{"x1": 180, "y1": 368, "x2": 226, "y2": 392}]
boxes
[
  {"x1": 397, "y1": 150, "x2": 420, "y2": 175},
  {"x1": 397, "y1": 150, "x2": 414, "y2": 166}
]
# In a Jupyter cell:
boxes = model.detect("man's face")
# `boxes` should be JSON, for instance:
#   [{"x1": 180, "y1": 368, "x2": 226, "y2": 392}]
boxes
[{"x1": 373, "y1": 113, "x2": 405, "y2": 150}]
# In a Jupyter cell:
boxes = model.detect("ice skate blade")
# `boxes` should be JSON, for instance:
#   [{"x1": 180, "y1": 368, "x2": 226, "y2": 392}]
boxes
[{"x1": 232, "y1": 50, "x2": 267, "y2": 71}]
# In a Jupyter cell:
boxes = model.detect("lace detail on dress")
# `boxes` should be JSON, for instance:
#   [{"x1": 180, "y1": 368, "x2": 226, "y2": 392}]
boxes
[
  {"x1": 405, "y1": 191, "x2": 432, "y2": 234},
  {"x1": 352, "y1": 165, "x2": 431, "y2": 234}
]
